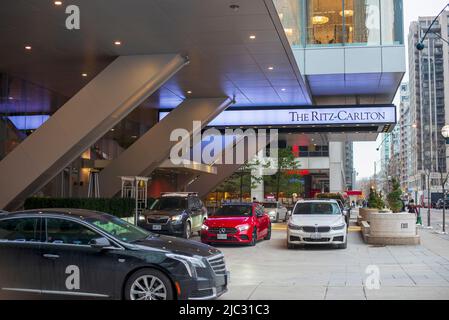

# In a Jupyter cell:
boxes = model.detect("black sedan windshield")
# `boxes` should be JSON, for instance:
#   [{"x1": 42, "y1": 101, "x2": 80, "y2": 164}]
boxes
[
  {"x1": 294, "y1": 203, "x2": 340, "y2": 215},
  {"x1": 213, "y1": 205, "x2": 252, "y2": 217},
  {"x1": 86, "y1": 214, "x2": 150, "y2": 243},
  {"x1": 150, "y1": 197, "x2": 187, "y2": 210}
]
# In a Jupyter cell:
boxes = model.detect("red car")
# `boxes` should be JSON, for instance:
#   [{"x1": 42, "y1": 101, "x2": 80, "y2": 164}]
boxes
[{"x1": 200, "y1": 203, "x2": 271, "y2": 246}]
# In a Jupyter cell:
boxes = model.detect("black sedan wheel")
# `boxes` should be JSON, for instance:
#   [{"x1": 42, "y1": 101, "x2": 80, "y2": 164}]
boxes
[
  {"x1": 183, "y1": 221, "x2": 191, "y2": 239},
  {"x1": 125, "y1": 268, "x2": 174, "y2": 300}
]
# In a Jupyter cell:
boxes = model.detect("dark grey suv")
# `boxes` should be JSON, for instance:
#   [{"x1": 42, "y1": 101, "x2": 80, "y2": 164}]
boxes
[
  {"x1": 138, "y1": 193, "x2": 208, "y2": 239},
  {"x1": 0, "y1": 209, "x2": 228, "y2": 300}
]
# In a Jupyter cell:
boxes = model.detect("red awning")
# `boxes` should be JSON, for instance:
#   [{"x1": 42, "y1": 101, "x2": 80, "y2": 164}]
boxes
[{"x1": 346, "y1": 190, "x2": 363, "y2": 196}]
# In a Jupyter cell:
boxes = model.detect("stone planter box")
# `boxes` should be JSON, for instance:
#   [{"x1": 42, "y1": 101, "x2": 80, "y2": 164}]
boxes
[
  {"x1": 358, "y1": 208, "x2": 378, "y2": 225},
  {"x1": 362, "y1": 212, "x2": 420, "y2": 245}
]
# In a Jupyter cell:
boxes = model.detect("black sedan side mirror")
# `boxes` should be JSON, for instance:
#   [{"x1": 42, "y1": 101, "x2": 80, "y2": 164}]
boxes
[{"x1": 89, "y1": 237, "x2": 112, "y2": 249}]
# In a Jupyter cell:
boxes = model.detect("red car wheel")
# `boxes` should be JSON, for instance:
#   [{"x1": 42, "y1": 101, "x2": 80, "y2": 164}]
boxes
[{"x1": 249, "y1": 227, "x2": 257, "y2": 246}]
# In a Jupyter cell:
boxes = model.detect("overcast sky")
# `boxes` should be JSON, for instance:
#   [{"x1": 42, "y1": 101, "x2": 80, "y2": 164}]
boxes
[{"x1": 354, "y1": 0, "x2": 449, "y2": 180}]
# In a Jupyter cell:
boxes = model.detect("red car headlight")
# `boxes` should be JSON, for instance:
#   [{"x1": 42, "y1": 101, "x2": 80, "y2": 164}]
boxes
[{"x1": 236, "y1": 224, "x2": 250, "y2": 232}]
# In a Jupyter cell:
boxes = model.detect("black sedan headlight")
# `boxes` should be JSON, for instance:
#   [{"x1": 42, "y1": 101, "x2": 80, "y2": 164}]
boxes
[
  {"x1": 170, "y1": 214, "x2": 184, "y2": 224},
  {"x1": 167, "y1": 254, "x2": 207, "y2": 278}
]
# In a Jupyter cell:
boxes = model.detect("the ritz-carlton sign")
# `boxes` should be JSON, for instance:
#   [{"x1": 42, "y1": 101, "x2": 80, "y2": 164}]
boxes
[
  {"x1": 159, "y1": 104, "x2": 396, "y2": 127},
  {"x1": 287, "y1": 108, "x2": 389, "y2": 123}
]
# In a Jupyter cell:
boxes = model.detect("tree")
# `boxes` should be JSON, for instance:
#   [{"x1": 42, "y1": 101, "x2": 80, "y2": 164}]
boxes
[
  {"x1": 212, "y1": 157, "x2": 270, "y2": 202},
  {"x1": 273, "y1": 147, "x2": 301, "y2": 201},
  {"x1": 387, "y1": 178, "x2": 403, "y2": 213},
  {"x1": 368, "y1": 187, "x2": 384, "y2": 209}
]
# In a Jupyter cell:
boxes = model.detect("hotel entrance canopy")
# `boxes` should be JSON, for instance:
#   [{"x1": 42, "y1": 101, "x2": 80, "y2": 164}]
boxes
[{"x1": 159, "y1": 104, "x2": 396, "y2": 134}]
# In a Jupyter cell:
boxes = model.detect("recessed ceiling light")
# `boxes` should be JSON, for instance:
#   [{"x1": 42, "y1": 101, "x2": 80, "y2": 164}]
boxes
[
  {"x1": 187, "y1": 90, "x2": 192, "y2": 94},
  {"x1": 24, "y1": 45, "x2": 32, "y2": 50},
  {"x1": 110, "y1": 128, "x2": 115, "y2": 132},
  {"x1": 114, "y1": 40, "x2": 122, "y2": 46},
  {"x1": 268, "y1": 66, "x2": 274, "y2": 70},
  {"x1": 281, "y1": 88, "x2": 286, "y2": 91},
  {"x1": 82, "y1": 73, "x2": 88, "y2": 77},
  {"x1": 8, "y1": 97, "x2": 14, "y2": 100},
  {"x1": 131, "y1": 135, "x2": 138, "y2": 139},
  {"x1": 54, "y1": 1, "x2": 63, "y2": 5},
  {"x1": 249, "y1": 35, "x2": 256, "y2": 40}
]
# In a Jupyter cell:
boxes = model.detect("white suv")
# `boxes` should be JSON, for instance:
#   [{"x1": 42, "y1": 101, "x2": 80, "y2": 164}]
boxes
[
  {"x1": 262, "y1": 201, "x2": 288, "y2": 222},
  {"x1": 287, "y1": 199, "x2": 347, "y2": 249}
]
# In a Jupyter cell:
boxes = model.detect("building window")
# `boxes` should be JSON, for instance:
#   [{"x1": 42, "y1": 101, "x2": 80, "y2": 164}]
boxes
[
  {"x1": 295, "y1": 0, "x2": 403, "y2": 47},
  {"x1": 307, "y1": 0, "x2": 344, "y2": 45},
  {"x1": 345, "y1": 0, "x2": 381, "y2": 45},
  {"x1": 380, "y1": 0, "x2": 403, "y2": 45}
]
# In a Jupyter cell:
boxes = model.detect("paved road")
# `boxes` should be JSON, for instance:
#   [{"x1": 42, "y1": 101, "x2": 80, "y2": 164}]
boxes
[{"x1": 192, "y1": 216, "x2": 449, "y2": 300}]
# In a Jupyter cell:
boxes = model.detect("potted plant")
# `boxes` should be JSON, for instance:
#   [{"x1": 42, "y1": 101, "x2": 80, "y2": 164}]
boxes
[{"x1": 387, "y1": 178, "x2": 403, "y2": 213}]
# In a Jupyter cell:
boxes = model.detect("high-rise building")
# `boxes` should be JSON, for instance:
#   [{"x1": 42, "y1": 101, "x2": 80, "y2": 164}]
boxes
[
  {"x1": 408, "y1": 12, "x2": 449, "y2": 201},
  {"x1": 344, "y1": 142, "x2": 355, "y2": 190},
  {"x1": 389, "y1": 124, "x2": 401, "y2": 178},
  {"x1": 399, "y1": 83, "x2": 412, "y2": 192}
]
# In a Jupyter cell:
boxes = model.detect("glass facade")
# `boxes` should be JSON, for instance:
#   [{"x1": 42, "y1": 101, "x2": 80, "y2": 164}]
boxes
[
  {"x1": 273, "y1": 0, "x2": 404, "y2": 47},
  {"x1": 274, "y1": 0, "x2": 302, "y2": 46}
]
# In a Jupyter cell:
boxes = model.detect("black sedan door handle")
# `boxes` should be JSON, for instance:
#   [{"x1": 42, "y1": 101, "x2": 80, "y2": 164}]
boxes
[{"x1": 43, "y1": 254, "x2": 60, "y2": 260}]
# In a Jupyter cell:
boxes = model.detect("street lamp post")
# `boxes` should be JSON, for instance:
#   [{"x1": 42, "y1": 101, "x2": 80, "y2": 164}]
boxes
[
  {"x1": 440, "y1": 125, "x2": 449, "y2": 234},
  {"x1": 426, "y1": 170, "x2": 431, "y2": 227},
  {"x1": 416, "y1": 3, "x2": 449, "y2": 51},
  {"x1": 416, "y1": 3, "x2": 449, "y2": 231}
]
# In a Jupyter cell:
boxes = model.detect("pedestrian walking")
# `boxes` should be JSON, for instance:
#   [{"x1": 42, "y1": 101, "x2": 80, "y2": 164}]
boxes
[{"x1": 408, "y1": 199, "x2": 422, "y2": 225}]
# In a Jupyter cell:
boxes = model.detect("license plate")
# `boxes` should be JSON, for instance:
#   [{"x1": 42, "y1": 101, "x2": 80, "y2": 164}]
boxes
[
  {"x1": 152, "y1": 224, "x2": 162, "y2": 231},
  {"x1": 311, "y1": 233, "x2": 322, "y2": 239},
  {"x1": 217, "y1": 234, "x2": 228, "y2": 240}
]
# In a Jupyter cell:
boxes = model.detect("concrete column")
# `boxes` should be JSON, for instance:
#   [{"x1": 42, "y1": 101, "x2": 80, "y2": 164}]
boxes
[
  {"x1": 0, "y1": 54, "x2": 187, "y2": 210},
  {"x1": 99, "y1": 98, "x2": 232, "y2": 197},
  {"x1": 329, "y1": 141, "x2": 346, "y2": 193}
]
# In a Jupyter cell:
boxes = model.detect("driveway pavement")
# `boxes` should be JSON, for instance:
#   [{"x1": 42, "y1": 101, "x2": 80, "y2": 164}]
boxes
[{"x1": 191, "y1": 209, "x2": 449, "y2": 300}]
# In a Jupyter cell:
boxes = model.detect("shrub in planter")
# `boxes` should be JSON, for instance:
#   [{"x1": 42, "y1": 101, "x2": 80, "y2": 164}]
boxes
[
  {"x1": 24, "y1": 197, "x2": 135, "y2": 218},
  {"x1": 387, "y1": 178, "x2": 403, "y2": 213},
  {"x1": 367, "y1": 188, "x2": 384, "y2": 210},
  {"x1": 316, "y1": 193, "x2": 345, "y2": 204}
]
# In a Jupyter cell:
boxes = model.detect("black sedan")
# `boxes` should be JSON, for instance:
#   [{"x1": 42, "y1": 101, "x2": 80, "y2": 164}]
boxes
[{"x1": 0, "y1": 209, "x2": 229, "y2": 300}]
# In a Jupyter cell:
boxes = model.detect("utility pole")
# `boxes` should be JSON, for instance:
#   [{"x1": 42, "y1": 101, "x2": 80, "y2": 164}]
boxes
[
  {"x1": 442, "y1": 174, "x2": 446, "y2": 233},
  {"x1": 427, "y1": 171, "x2": 431, "y2": 225}
]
